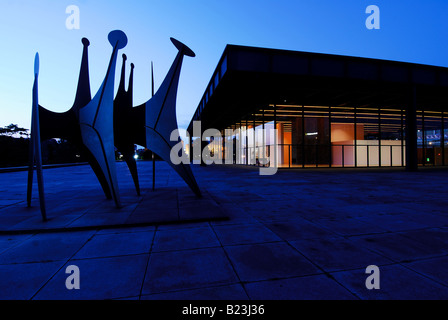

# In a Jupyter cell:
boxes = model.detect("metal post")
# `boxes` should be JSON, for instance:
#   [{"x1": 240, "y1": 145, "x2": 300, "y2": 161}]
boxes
[
  {"x1": 262, "y1": 107, "x2": 265, "y2": 165},
  {"x1": 406, "y1": 85, "x2": 418, "y2": 171},
  {"x1": 433, "y1": 145, "x2": 436, "y2": 166},
  {"x1": 253, "y1": 116, "x2": 256, "y2": 166},
  {"x1": 274, "y1": 104, "x2": 277, "y2": 168},
  {"x1": 442, "y1": 111, "x2": 446, "y2": 166},
  {"x1": 367, "y1": 145, "x2": 370, "y2": 167},
  {"x1": 302, "y1": 105, "x2": 305, "y2": 168},
  {"x1": 245, "y1": 119, "x2": 248, "y2": 165},
  {"x1": 152, "y1": 152, "x2": 155, "y2": 191},
  {"x1": 237, "y1": 123, "x2": 240, "y2": 165},
  {"x1": 354, "y1": 105, "x2": 357, "y2": 167},
  {"x1": 232, "y1": 124, "x2": 236, "y2": 164},
  {"x1": 329, "y1": 105, "x2": 332, "y2": 168},
  {"x1": 378, "y1": 107, "x2": 382, "y2": 167},
  {"x1": 188, "y1": 130, "x2": 193, "y2": 164},
  {"x1": 401, "y1": 108, "x2": 405, "y2": 167},
  {"x1": 422, "y1": 109, "x2": 426, "y2": 166},
  {"x1": 289, "y1": 145, "x2": 291, "y2": 168},
  {"x1": 222, "y1": 130, "x2": 225, "y2": 163},
  {"x1": 390, "y1": 145, "x2": 393, "y2": 167}
]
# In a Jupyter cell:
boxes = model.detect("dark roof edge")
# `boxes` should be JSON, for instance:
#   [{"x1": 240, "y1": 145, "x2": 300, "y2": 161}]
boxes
[
  {"x1": 187, "y1": 43, "x2": 448, "y2": 130},
  {"x1": 224, "y1": 43, "x2": 448, "y2": 70}
]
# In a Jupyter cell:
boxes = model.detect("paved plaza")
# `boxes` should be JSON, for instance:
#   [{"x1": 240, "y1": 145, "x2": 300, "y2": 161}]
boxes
[{"x1": 1, "y1": 161, "x2": 448, "y2": 299}]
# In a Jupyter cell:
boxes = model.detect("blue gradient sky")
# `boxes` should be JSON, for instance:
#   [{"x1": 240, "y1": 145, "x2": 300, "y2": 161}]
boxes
[{"x1": 1, "y1": 0, "x2": 448, "y2": 131}]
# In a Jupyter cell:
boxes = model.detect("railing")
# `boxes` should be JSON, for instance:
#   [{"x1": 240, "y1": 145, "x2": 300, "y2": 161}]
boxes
[{"x1": 220, "y1": 143, "x2": 448, "y2": 168}]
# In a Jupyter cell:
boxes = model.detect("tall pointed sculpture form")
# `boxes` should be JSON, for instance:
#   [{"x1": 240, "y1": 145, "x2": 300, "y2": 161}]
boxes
[
  {"x1": 27, "y1": 53, "x2": 47, "y2": 221},
  {"x1": 77, "y1": 31, "x2": 127, "y2": 208},
  {"x1": 143, "y1": 38, "x2": 201, "y2": 197},
  {"x1": 116, "y1": 38, "x2": 201, "y2": 197},
  {"x1": 28, "y1": 32, "x2": 201, "y2": 221},
  {"x1": 27, "y1": 30, "x2": 128, "y2": 218},
  {"x1": 114, "y1": 54, "x2": 140, "y2": 195},
  {"x1": 151, "y1": 61, "x2": 156, "y2": 192}
]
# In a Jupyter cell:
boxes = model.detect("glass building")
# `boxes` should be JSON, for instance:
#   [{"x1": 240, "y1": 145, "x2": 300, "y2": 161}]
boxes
[{"x1": 187, "y1": 45, "x2": 448, "y2": 170}]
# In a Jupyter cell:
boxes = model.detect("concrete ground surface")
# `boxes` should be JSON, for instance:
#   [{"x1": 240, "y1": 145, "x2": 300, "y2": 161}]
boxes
[{"x1": 0, "y1": 161, "x2": 448, "y2": 300}]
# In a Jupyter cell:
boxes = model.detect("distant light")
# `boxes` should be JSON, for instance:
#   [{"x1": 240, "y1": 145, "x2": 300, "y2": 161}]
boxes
[
  {"x1": 306, "y1": 132, "x2": 318, "y2": 136},
  {"x1": 427, "y1": 158, "x2": 430, "y2": 162},
  {"x1": 134, "y1": 154, "x2": 138, "y2": 160}
]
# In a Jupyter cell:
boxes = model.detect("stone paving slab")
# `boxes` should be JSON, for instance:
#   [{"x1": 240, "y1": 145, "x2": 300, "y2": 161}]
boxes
[
  {"x1": 289, "y1": 236, "x2": 393, "y2": 272},
  {"x1": 348, "y1": 232, "x2": 445, "y2": 262},
  {"x1": 224, "y1": 242, "x2": 321, "y2": 282},
  {"x1": 0, "y1": 162, "x2": 227, "y2": 233},
  {"x1": 213, "y1": 223, "x2": 282, "y2": 246},
  {"x1": 33, "y1": 254, "x2": 150, "y2": 300},
  {"x1": 0, "y1": 231, "x2": 95, "y2": 264},
  {"x1": 1, "y1": 162, "x2": 448, "y2": 299},
  {"x1": 244, "y1": 275, "x2": 357, "y2": 300},
  {"x1": 151, "y1": 226, "x2": 220, "y2": 252},
  {"x1": 0, "y1": 260, "x2": 67, "y2": 300},
  {"x1": 141, "y1": 284, "x2": 249, "y2": 300},
  {"x1": 72, "y1": 231, "x2": 155, "y2": 259},
  {"x1": 142, "y1": 247, "x2": 238, "y2": 295},
  {"x1": 404, "y1": 256, "x2": 448, "y2": 287},
  {"x1": 331, "y1": 264, "x2": 448, "y2": 300}
]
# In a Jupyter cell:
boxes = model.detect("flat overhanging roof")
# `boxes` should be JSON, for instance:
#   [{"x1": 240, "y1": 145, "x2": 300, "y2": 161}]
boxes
[{"x1": 188, "y1": 45, "x2": 448, "y2": 132}]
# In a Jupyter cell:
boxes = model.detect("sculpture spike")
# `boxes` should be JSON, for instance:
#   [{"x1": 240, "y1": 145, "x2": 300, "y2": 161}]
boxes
[
  {"x1": 27, "y1": 32, "x2": 202, "y2": 221},
  {"x1": 129, "y1": 62, "x2": 134, "y2": 95},
  {"x1": 79, "y1": 30, "x2": 127, "y2": 208},
  {"x1": 34, "y1": 52, "x2": 39, "y2": 76},
  {"x1": 114, "y1": 57, "x2": 140, "y2": 196},
  {"x1": 73, "y1": 38, "x2": 92, "y2": 112},
  {"x1": 151, "y1": 60, "x2": 156, "y2": 192},
  {"x1": 143, "y1": 38, "x2": 201, "y2": 197},
  {"x1": 118, "y1": 54, "x2": 127, "y2": 93},
  {"x1": 151, "y1": 61, "x2": 154, "y2": 97},
  {"x1": 27, "y1": 52, "x2": 47, "y2": 221}
]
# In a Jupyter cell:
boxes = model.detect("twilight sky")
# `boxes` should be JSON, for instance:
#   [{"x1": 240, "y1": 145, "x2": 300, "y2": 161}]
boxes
[{"x1": 1, "y1": 0, "x2": 448, "y2": 131}]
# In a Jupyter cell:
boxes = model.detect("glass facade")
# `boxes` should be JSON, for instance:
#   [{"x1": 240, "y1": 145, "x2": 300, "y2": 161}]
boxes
[{"x1": 209, "y1": 104, "x2": 448, "y2": 169}]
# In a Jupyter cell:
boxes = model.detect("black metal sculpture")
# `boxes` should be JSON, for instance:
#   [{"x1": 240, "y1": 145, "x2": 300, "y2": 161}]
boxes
[
  {"x1": 27, "y1": 53, "x2": 46, "y2": 221},
  {"x1": 113, "y1": 37, "x2": 201, "y2": 197},
  {"x1": 141, "y1": 38, "x2": 201, "y2": 197},
  {"x1": 27, "y1": 31, "x2": 201, "y2": 221},
  {"x1": 114, "y1": 54, "x2": 140, "y2": 195},
  {"x1": 28, "y1": 30, "x2": 128, "y2": 216}
]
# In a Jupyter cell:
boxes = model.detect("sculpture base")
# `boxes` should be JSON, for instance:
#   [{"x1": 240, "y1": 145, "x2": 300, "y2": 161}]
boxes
[{"x1": 0, "y1": 162, "x2": 227, "y2": 234}]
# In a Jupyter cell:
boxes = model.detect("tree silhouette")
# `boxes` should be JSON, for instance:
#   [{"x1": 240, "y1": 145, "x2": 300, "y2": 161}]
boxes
[{"x1": 0, "y1": 124, "x2": 29, "y2": 138}]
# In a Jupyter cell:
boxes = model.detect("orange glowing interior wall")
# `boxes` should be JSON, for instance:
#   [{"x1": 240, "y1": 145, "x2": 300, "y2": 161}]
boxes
[
  {"x1": 331, "y1": 123, "x2": 364, "y2": 142},
  {"x1": 277, "y1": 123, "x2": 292, "y2": 165}
]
